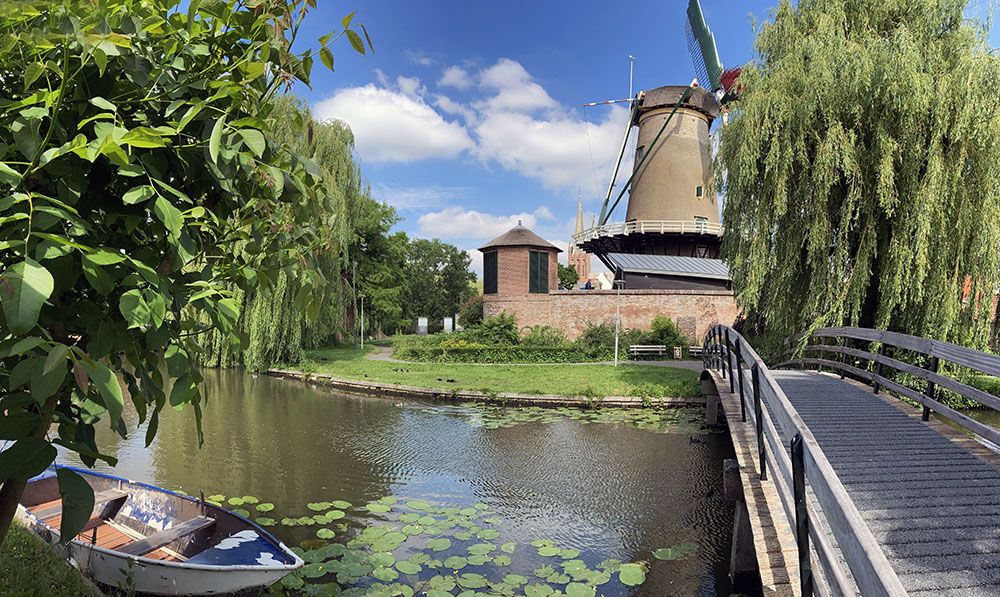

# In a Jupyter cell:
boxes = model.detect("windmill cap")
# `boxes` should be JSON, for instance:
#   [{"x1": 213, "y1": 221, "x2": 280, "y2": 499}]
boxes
[
  {"x1": 635, "y1": 84, "x2": 721, "y2": 121},
  {"x1": 478, "y1": 223, "x2": 563, "y2": 252}
]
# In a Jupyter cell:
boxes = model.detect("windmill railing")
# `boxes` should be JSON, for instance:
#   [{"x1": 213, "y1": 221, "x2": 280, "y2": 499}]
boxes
[
  {"x1": 775, "y1": 326, "x2": 1000, "y2": 448},
  {"x1": 705, "y1": 325, "x2": 906, "y2": 597},
  {"x1": 573, "y1": 219, "x2": 723, "y2": 245}
]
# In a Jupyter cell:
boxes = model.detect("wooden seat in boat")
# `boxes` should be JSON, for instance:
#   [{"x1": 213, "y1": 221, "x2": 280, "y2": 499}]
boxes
[
  {"x1": 119, "y1": 516, "x2": 216, "y2": 557},
  {"x1": 29, "y1": 488, "x2": 128, "y2": 521}
]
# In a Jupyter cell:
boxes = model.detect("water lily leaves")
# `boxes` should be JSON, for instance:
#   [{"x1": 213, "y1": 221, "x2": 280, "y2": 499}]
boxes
[
  {"x1": 256, "y1": 502, "x2": 274, "y2": 512},
  {"x1": 559, "y1": 548, "x2": 581, "y2": 559},
  {"x1": 207, "y1": 494, "x2": 224, "y2": 502},
  {"x1": 596, "y1": 558, "x2": 622, "y2": 572},
  {"x1": 443, "y1": 556, "x2": 468, "y2": 570},
  {"x1": 256, "y1": 517, "x2": 275, "y2": 526},
  {"x1": 476, "y1": 529, "x2": 500, "y2": 540},
  {"x1": 372, "y1": 566, "x2": 399, "y2": 582},
  {"x1": 369, "y1": 552, "x2": 395, "y2": 568},
  {"x1": 366, "y1": 502, "x2": 391, "y2": 513},
  {"x1": 227, "y1": 497, "x2": 244, "y2": 506},
  {"x1": 653, "y1": 541, "x2": 699, "y2": 560},
  {"x1": 454, "y1": 530, "x2": 474, "y2": 541},
  {"x1": 300, "y1": 562, "x2": 332, "y2": 579},
  {"x1": 281, "y1": 574, "x2": 305, "y2": 590},
  {"x1": 524, "y1": 583, "x2": 554, "y2": 597},
  {"x1": 241, "y1": 495, "x2": 259, "y2": 504},
  {"x1": 457, "y1": 573, "x2": 488, "y2": 589},
  {"x1": 426, "y1": 591, "x2": 451, "y2": 597},
  {"x1": 531, "y1": 539, "x2": 555, "y2": 548},
  {"x1": 331, "y1": 500, "x2": 352, "y2": 509},
  {"x1": 281, "y1": 517, "x2": 297, "y2": 526},
  {"x1": 399, "y1": 513, "x2": 420, "y2": 523},
  {"x1": 500, "y1": 542, "x2": 516, "y2": 554},
  {"x1": 296, "y1": 516, "x2": 316, "y2": 526},
  {"x1": 426, "y1": 538, "x2": 452, "y2": 552},
  {"x1": 406, "y1": 499, "x2": 433, "y2": 511},
  {"x1": 316, "y1": 528, "x2": 335, "y2": 539},
  {"x1": 537, "y1": 546, "x2": 560, "y2": 557},
  {"x1": 494, "y1": 555, "x2": 512, "y2": 566},
  {"x1": 232, "y1": 508, "x2": 251, "y2": 518},
  {"x1": 502, "y1": 574, "x2": 528, "y2": 586},
  {"x1": 395, "y1": 561, "x2": 422, "y2": 575},
  {"x1": 618, "y1": 563, "x2": 647, "y2": 587},
  {"x1": 565, "y1": 582, "x2": 596, "y2": 597},
  {"x1": 308, "y1": 501, "x2": 333, "y2": 511},
  {"x1": 467, "y1": 555, "x2": 491, "y2": 566},
  {"x1": 468, "y1": 542, "x2": 496, "y2": 555},
  {"x1": 534, "y1": 565, "x2": 556, "y2": 578},
  {"x1": 428, "y1": 575, "x2": 457, "y2": 591}
]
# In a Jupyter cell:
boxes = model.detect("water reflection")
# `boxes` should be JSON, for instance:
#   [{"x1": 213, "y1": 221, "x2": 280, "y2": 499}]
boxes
[{"x1": 61, "y1": 369, "x2": 735, "y2": 595}]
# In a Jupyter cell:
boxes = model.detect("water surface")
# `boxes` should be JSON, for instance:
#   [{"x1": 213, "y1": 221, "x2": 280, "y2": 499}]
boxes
[{"x1": 62, "y1": 369, "x2": 735, "y2": 595}]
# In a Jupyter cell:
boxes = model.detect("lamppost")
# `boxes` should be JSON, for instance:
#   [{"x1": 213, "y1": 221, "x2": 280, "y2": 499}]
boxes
[
  {"x1": 359, "y1": 294, "x2": 365, "y2": 351},
  {"x1": 614, "y1": 278, "x2": 624, "y2": 366}
]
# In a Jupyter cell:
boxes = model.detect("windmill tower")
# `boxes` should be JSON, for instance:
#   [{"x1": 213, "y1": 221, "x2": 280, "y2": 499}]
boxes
[
  {"x1": 567, "y1": 191, "x2": 591, "y2": 283},
  {"x1": 572, "y1": 0, "x2": 739, "y2": 290}
]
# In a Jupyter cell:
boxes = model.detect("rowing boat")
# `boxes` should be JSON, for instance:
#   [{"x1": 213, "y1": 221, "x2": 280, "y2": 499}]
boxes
[{"x1": 16, "y1": 465, "x2": 302, "y2": 595}]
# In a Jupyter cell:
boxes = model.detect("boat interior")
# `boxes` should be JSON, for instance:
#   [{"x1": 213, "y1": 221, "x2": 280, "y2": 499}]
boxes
[{"x1": 20, "y1": 469, "x2": 294, "y2": 566}]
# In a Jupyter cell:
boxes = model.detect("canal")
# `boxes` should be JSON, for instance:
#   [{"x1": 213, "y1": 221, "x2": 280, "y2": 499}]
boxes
[{"x1": 61, "y1": 369, "x2": 736, "y2": 595}]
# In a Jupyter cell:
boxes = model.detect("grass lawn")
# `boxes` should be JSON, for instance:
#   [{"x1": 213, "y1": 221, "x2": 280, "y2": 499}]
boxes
[
  {"x1": 295, "y1": 345, "x2": 701, "y2": 398},
  {"x1": 0, "y1": 523, "x2": 99, "y2": 596}
]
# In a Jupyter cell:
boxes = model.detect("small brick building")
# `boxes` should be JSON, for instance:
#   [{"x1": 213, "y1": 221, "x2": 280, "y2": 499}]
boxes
[{"x1": 480, "y1": 222, "x2": 738, "y2": 341}]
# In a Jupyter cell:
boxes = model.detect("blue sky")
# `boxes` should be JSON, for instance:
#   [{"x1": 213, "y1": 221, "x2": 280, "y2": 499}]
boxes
[{"x1": 291, "y1": 0, "x2": 999, "y2": 274}]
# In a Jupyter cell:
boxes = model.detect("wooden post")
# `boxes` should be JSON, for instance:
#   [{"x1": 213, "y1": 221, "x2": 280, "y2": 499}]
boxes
[
  {"x1": 923, "y1": 356, "x2": 939, "y2": 422},
  {"x1": 752, "y1": 363, "x2": 766, "y2": 481},
  {"x1": 791, "y1": 433, "x2": 813, "y2": 597},
  {"x1": 736, "y1": 339, "x2": 746, "y2": 422}
]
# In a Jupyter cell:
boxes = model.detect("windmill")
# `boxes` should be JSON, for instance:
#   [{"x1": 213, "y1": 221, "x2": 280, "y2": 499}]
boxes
[{"x1": 685, "y1": 0, "x2": 742, "y2": 105}]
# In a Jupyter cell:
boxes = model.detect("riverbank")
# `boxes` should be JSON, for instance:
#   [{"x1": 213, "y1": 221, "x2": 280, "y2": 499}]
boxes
[
  {"x1": 278, "y1": 345, "x2": 703, "y2": 404},
  {"x1": 0, "y1": 523, "x2": 100, "y2": 596}
]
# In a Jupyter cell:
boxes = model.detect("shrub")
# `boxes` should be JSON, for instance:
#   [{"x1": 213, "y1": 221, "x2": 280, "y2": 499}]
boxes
[
  {"x1": 458, "y1": 295, "x2": 484, "y2": 328},
  {"x1": 648, "y1": 316, "x2": 688, "y2": 348},
  {"x1": 521, "y1": 325, "x2": 568, "y2": 347},
  {"x1": 467, "y1": 313, "x2": 520, "y2": 345},
  {"x1": 575, "y1": 322, "x2": 616, "y2": 358}
]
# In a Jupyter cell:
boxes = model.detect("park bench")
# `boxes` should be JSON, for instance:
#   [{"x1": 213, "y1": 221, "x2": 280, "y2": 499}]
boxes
[
  {"x1": 687, "y1": 345, "x2": 703, "y2": 357},
  {"x1": 628, "y1": 345, "x2": 666, "y2": 358}
]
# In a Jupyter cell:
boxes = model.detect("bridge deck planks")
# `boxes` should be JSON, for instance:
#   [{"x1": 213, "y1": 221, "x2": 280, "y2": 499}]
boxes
[{"x1": 772, "y1": 370, "x2": 1000, "y2": 596}]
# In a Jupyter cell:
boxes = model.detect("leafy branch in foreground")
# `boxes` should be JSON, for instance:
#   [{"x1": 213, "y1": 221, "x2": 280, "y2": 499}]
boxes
[{"x1": 0, "y1": 0, "x2": 372, "y2": 543}]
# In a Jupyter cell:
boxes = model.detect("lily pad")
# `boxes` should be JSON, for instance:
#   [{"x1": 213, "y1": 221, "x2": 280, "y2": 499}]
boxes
[
  {"x1": 232, "y1": 508, "x2": 251, "y2": 518},
  {"x1": 366, "y1": 503, "x2": 391, "y2": 513},
  {"x1": 316, "y1": 528, "x2": 335, "y2": 539},
  {"x1": 426, "y1": 538, "x2": 452, "y2": 552},
  {"x1": 331, "y1": 500, "x2": 352, "y2": 509},
  {"x1": 227, "y1": 497, "x2": 244, "y2": 506},
  {"x1": 372, "y1": 566, "x2": 399, "y2": 582},
  {"x1": 468, "y1": 543, "x2": 496, "y2": 555},
  {"x1": 531, "y1": 539, "x2": 555, "y2": 548},
  {"x1": 300, "y1": 562, "x2": 332, "y2": 579},
  {"x1": 537, "y1": 546, "x2": 560, "y2": 557},
  {"x1": 443, "y1": 556, "x2": 468, "y2": 570},
  {"x1": 256, "y1": 503, "x2": 274, "y2": 512},
  {"x1": 399, "y1": 513, "x2": 421, "y2": 523},
  {"x1": 524, "y1": 583, "x2": 554, "y2": 597},
  {"x1": 307, "y1": 502, "x2": 332, "y2": 511},
  {"x1": 494, "y1": 555, "x2": 512, "y2": 566},
  {"x1": 428, "y1": 574, "x2": 457, "y2": 591},
  {"x1": 256, "y1": 517, "x2": 275, "y2": 526},
  {"x1": 534, "y1": 565, "x2": 556, "y2": 578},
  {"x1": 503, "y1": 574, "x2": 528, "y2": 586},
  {"x1": 396, "y1": 561, "x2": 422, "y2": 575},
  {"x1": 370, "y1": 552, "x2": 396, "y2": 568},
  {"x1": 207, "y1": 494, "x2": 224, "y2": 502},
  {"x1": 467, "y1": 555, "x2": 491, "y2": 566},
  {"x1": 427, "y1": 591, "x2": 451, "y2": 597},
  {"x1": 407, "y1": 499, "x2": 433, "y2": 511},
  {"x1": 559, "y1": 548, "x2": 581, "y2": 559},
  {"x1": 476, "y1": 529, "x2": 500, "y2": 540},
  {"x1": 618, "y1": 563, "x2": 646, "y2": 587},
  {"x1": 457, "y1": 573, "x2": 489, "y2": 589},
  {"x1": 653, "y1": 541, "x2": 699, "y2": 560},
  {"x1": 241, "y1": 495, "x2": 259, "y2": 504},
  {"x1": 565, "y1": 583, "x2": 596, "y2": 597},
  {"x1": 500, "y1": 542, "x2": 516, "y2": 553}
]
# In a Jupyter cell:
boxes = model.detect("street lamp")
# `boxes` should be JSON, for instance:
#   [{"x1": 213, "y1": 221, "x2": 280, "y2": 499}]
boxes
[
  {"x1": 359, "y1": 294, "x2": 365, "y2": 351},
  {"x1": 613, "y1": 278, "x2": 624, "y2": 367}
]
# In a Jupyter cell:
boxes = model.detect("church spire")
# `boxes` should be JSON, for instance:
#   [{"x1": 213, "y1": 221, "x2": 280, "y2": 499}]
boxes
[{"x1": 574, "y1": 188, "x2": 584, "y2": 235}]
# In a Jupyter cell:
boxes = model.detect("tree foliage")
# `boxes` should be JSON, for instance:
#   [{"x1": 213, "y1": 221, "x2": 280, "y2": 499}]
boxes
[
  {"x1": 0, "y1": 0, "x2": 370, "y2": 542},
  {"x1": 718, "y1": 0, "x2": 1000, "y2": 345},
  {"x1": 399, "y1": 238, "x2": 476, "y2": 330},
  {"x1": 557, "y1": 263, "x2": 579, "y2": 290}
]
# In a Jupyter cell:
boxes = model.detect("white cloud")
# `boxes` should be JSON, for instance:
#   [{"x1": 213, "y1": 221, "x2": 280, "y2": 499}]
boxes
[
  {"x1": 477, "y1": 58, "x2": 556, "y2": 113},
  {"x1": 417, "y1": 206, "x2": 539, "y2": 241},
  {"x1": 313, "y1": 83, "x2": 474, "y2": 163},
  {"x1": 373, "y1": 184, "x2": 472, "y2": 210},
  {"x1": 534, "y1": 206, "x2": 557, "y2": 221},
  {"x1": 467, "y1": 249, "x2": 484, "y2": 276},
  {"x1": 403, "y1": 50, "x2": 434, "y2": 66},
  {"x1": 439, "y1": 65, "x2": 472, "y2": 90},
  {"x1": 434, "y1": 94, "x2": 476, "y2": 124},
  {"x1": 396, "y1": 75, "x2": 425, "y2": 99}
]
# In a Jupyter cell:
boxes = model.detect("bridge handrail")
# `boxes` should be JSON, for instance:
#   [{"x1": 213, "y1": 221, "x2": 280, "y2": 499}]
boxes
[
  {"x1": 572, "y1": 219, "x2": 724, "y2": 244},
  {"x1": 705, "y1": 324, "x2": 907, "y2": 597},
  {"x1": 776, "y1": 326, "x2": 1000, "y2": 447}
]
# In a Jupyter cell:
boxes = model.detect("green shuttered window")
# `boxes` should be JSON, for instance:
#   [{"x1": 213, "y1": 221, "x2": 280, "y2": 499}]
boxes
[
  {"x1": 529, "y1": 250, "x2": 548, "y2": 294},
  {"x1": 484, "y1": 251, "x2": 498, "y2": 294}
]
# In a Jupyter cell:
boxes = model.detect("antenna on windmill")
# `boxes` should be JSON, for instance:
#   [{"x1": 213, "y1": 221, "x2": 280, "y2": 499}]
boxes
[{"x1": 628, "y1": 54, "x2": 636, "y2": 99}]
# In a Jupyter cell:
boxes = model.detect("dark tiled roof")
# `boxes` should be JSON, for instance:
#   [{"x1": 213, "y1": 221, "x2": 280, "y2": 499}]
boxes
[
  {"x1": 478, "y1": 223, "x2": 562, "y2": 252},
  {"x1": 606, "y1": 253, "x2": 730, "y2": 280}
]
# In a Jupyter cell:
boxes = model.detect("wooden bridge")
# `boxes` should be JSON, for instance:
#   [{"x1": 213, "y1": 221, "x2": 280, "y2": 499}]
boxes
[{"x1": 703, "y1": 325, "x2": 1000, "y2": 596}]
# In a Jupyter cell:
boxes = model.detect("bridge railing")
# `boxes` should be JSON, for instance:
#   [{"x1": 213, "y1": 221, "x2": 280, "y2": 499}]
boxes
[
  {"x1": 775, "y1": 327, "x2": 1000, "y2": 448},
  {"x1": 705, "y1": 325, "x2": 907, "y2": 597}
]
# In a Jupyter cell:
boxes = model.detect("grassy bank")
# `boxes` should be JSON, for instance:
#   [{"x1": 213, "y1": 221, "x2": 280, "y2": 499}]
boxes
[
  {"x1": 0, "y1": 523, "x2": 99, "y2": 596},
  {"x1": 293, "y1": 346, "x2": 701, "y2": 398}
]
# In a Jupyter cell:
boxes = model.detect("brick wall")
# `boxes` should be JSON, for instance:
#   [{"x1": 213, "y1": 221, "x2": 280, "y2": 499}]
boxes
[
  {"x1": 492, "y1": 246, "x2": 558, "y2": 295},
  {"x1": 484, "y1": 288, "x2": 739, "y2": 341}
]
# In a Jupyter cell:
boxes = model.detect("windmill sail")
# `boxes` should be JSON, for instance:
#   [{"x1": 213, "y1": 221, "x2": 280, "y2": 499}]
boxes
[{"x1": 685, "y1": 0, "x2": 724, "y2": 92}]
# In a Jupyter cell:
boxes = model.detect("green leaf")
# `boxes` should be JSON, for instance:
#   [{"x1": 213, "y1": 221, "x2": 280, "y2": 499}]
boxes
[
  {"x1": 89, "y1": 97, "x2": 116, "y2": 112},
  {"x1": 0, "y1": 258, "x2": 54, "y2": 335},
  {"x1": 341, "y1": 10, "x2": 356, "y2": 28},
  {"x1": 122, "y1": 185, "x2": 155, "y2": 205},
  {"x1": 119, "y1": 289, "x2": 151, "y2": 328},
  {"x1": 238, "y1": 129, "x2": 265, "y2": 157},
  {"x1": 24, "y1": 62, "x2": 45, "y2": 88},
  {"x1": 209, "y1": 116, "x2": 225, "y2": 164},
  {"x1": 0, "y1": 162, "x2": 22, "y2": 188},
  {"x1": 44, "y1": 344, "x2": 70, "y2": 374},
  {"x1": 653, "y1": 542, "x2": 699, "y2": 561},
  {"x1": 0, "y1": 437, "x2": 56, "y2": 480},
  {"x1": 361, "y1": 24, "x2": 374, "y2": 52},
  {"x1": 0, "y1": 411, "x2": 40, "y2": 440},
  {"x1": 87, "y1": 248, "x2": 126, "y2": 265},
  {"x1": 618, "y1": 563, "x2": 646, "y2": 587},
  {"x1": 82, "y1": 359, "x2": 124, "y2": 423},
  {"x1": 153, "y1": 196, "x2": 183, "y2": 238},
  {"x1": 565, "y1": 583, "x2": 596, "y2": 597},
  {"x1": 30, "y1": 359, "x2": 66, "y2": 404},
  {"x1": 319, "y1": 46, "x2": 334, "y2": 71},
  {"x1": 346, "y1": 29, "x2": 365, "y2": 55},
  {"x1": 56, "y1": 468, "x2": 95, "y2": 543}
]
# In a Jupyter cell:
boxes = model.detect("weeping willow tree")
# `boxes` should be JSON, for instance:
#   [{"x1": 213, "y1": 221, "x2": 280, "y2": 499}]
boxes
[
  {"x1": 719, "y1": 0, "x2": 1000, "y2": 346},
  {"x1": 202, "y1": 96, "x2": 368, "y2": 370}
]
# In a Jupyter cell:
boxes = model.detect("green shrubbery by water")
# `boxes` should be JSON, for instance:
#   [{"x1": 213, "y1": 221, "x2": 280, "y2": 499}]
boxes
[{"x1": 393, "y1": 315, "x2": 692, "y2": 364}]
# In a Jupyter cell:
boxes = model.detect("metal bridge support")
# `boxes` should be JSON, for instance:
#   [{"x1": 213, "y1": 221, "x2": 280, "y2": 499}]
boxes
[
  {"x1": 791, "y1": 433, "x2": 813, "y2": 597},
  {"x1": 725, "y1": 329, "x2": 735, "y2": 393},
  {"x1": 923, "y1": 356, "x2": 939, "y2": 422},
  {"x1": 873, "y1": 343, "x2": 886, "y2": 395},
  {"x1": 752, "y1": 363, "x2": 766, "y2": 481},
  {"x1": 735, "y1": 339, "x2": 746, "y2": 422}
]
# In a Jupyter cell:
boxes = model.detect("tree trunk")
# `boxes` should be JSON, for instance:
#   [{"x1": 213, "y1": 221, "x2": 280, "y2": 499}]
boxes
[{"x1": 0, "y1": 395, "x2": 59, "y2": 544}]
